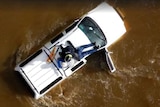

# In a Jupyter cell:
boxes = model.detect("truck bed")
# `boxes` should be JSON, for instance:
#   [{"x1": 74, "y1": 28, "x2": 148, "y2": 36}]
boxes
[{"x1": 20, "y1": 49, "x2": 63, "y2": 93}]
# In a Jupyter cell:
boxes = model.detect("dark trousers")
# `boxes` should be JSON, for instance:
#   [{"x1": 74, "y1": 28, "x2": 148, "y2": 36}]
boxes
[{"x1": 77, "y1": 43, "x2": 97, "y2": 59}]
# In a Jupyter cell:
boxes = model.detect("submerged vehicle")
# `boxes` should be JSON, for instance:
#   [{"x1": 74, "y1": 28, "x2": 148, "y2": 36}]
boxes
[{"x1": 15, "y1": 2, "x2": 126, "y2": 99}]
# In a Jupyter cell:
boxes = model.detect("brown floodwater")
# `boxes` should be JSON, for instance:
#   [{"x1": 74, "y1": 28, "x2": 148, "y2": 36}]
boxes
[{"x1": 0, "y1": 0, "x2": 160, "y2": 107}]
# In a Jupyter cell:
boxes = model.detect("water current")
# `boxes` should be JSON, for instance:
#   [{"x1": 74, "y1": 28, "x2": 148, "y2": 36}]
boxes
[{"x1": 0, "y1": 0, "x2": 160, "y2": 107}]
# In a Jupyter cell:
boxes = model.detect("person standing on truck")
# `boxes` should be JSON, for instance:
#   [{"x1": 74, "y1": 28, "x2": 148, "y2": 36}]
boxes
[{"x1": 57, "y1": 42, "x2": 99, "y2": 68}]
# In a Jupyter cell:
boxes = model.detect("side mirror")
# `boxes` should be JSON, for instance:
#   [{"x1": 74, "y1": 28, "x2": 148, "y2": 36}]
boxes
[{"x1": 105, "y1": 48, "x2": 116, "y2": 72}]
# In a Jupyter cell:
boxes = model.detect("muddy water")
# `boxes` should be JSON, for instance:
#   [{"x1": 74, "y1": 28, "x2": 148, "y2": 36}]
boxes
[{"x1": 0, "y1": 0, "x2": 160, "y2": 107}]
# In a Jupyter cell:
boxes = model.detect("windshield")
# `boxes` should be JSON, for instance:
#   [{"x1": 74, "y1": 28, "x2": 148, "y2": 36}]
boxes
[{"x1": 78, "y1": 17, "x2": 107, "y2": 47}]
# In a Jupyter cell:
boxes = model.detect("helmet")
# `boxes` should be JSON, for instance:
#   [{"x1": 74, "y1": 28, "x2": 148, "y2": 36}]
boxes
[{"x1": 64, "y1": 54, "x2": 73, "y2": 62}]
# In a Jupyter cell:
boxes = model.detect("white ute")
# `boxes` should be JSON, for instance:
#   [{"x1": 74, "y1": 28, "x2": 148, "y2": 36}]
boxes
[{"x1": 15, "y1": 2, "x2": 126, "y2": 99}]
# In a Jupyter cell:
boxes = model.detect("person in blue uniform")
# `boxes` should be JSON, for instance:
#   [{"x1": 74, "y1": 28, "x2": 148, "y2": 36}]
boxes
[{"x1": 57, "y1": 41, "x2": 98, "y2": 68}]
